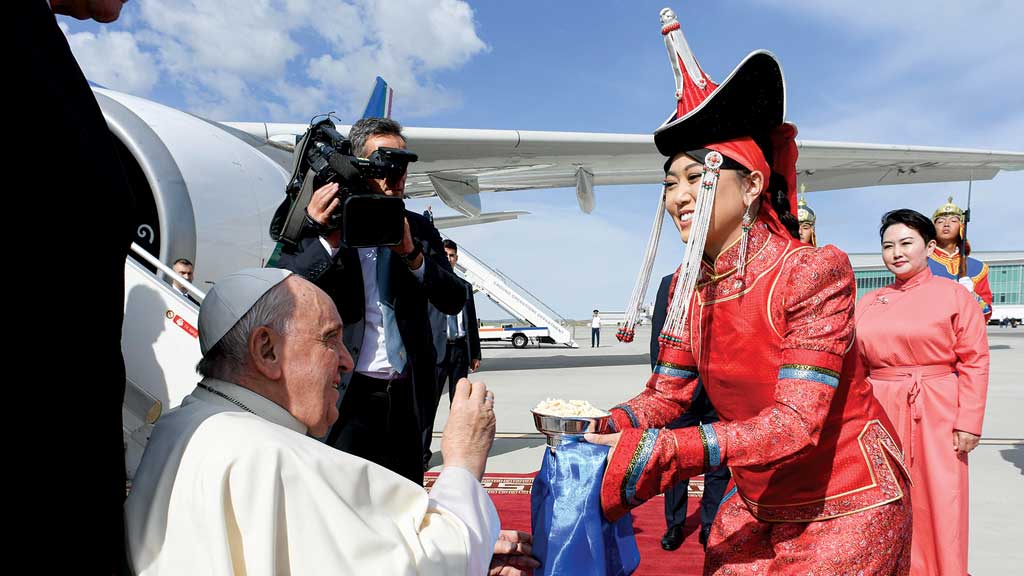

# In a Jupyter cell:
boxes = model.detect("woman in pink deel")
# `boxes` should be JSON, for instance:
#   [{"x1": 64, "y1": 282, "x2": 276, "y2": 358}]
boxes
[{"x1": 856, "y1": 209, "x2": 989, "y2": 576}]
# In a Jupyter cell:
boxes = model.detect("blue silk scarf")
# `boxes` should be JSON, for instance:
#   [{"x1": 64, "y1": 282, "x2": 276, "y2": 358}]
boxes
[{"x1": 530, "y1": 438, "x2": 640, "y2": 575}]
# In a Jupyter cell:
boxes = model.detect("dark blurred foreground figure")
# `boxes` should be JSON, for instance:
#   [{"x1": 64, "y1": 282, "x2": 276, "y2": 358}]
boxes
[{"x1": 18, "y1": 1, "x2": 134, "y2": 573}]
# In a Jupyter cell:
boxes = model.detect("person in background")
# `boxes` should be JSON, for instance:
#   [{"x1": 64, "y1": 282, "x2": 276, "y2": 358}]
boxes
[
  {"x1": 591, "y1": 309, "x2": 601, "y2": 347},
  {"x1": 171, "y1": 258, "x2": 200, "y2": 304},
  {"x1": 440, "y1": 240, "x2": 482, "y2": 401},
  {"x1": 422, "y1": 239, "x2": 482, "y2": 470},
  {"x1": 856, "y1": 208, "x2": 989, "y2": 575},
  {"x1": 796, "y1": 187, "x2": 817, "y2": 246},
  {"x1": 929, "y1": 196, "x2": 993, "y2": 322},
  {"x1": 650, "y1": 273, "x2": 730, "y2": 551}
]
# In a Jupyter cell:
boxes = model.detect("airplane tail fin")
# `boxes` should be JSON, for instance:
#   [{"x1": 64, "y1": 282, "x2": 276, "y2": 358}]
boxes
[{"x1": 362, "y1": 76, "x2": 393, "y2": 119}]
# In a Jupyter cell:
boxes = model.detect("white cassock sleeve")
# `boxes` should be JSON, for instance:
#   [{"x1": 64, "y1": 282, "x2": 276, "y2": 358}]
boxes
[
  {"x1": 430, "y1": 466, "x2": 502, "y2": 575},
  {"x1": 221, "y1": 437, "x2": 500, "y2": 575},
  {"x1": 129, "y1": 413, "x2": 500, "y2": 575}
]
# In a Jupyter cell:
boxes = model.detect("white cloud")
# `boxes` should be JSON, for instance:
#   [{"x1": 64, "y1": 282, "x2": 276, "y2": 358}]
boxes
[
  {"x1": 757, "y1": 1, "x2": 1023, "y2": 144},
  {"x1": 755, "y1": 0, "x2": 1024, "y2": 255},
  {"x1": 370, "y1": 0, "x2": 488, "y2": 71},
  {"x1": 60, "y1": 0, "x2": 488, "y2": 121},
  {"x1": 760, "y1": 0, "x2": 1024, "y2": 74},
  {"x1": 59, "y1": 22, "x2": 158, "y2": 94}
]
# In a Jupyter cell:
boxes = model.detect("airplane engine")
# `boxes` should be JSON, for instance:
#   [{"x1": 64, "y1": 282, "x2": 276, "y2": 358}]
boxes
[{"x1": 95, "y1": 88, "x2": 290, "y2": 286}]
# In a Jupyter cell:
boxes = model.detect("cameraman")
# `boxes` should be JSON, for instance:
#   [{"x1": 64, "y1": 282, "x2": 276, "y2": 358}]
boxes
[{"x1": 275, "y1": 118, "x2": 468, "y2": 485}]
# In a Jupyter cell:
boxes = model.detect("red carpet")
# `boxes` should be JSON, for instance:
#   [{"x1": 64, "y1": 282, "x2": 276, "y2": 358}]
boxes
[{"x1": 426, "y1": 472, "x2": 705, "y2": 575}]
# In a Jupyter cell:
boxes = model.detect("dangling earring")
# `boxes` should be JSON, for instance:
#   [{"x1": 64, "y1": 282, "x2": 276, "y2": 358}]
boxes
[{"x1": 736, "y1": 202, "x2": 755, "y2": 276}]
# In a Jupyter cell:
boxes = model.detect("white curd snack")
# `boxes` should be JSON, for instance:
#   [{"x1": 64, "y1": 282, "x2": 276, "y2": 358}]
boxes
[{"x1": 533, "y1": 398, "x2": 609, "y2": 418}]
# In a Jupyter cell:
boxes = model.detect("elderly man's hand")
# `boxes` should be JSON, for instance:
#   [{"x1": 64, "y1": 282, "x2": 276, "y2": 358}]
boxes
[
  {"x1": 490, "y1": 530, "x2": 540, "y2": 575},
  {"x1": 441, "y1": 378, "x2": 495, "y2": 480}
]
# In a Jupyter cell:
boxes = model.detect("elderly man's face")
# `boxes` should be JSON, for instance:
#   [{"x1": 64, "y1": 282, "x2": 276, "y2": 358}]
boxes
[{"x1": 279, "y1": 281, "x2": 353, "y2": 436}]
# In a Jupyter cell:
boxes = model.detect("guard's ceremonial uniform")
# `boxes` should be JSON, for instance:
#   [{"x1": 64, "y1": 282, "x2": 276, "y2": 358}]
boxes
[{"x1": 928, "y1": 197, "x2": 993, "y2": 321}]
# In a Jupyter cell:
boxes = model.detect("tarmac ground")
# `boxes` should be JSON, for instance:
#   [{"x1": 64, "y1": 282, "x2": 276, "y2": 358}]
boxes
[{"x1": 427, "y1": 324, "x2": 1023, "y2": 574}]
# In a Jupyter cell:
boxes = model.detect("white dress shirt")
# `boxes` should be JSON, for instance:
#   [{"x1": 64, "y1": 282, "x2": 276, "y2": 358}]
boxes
[
  {"x1": 319, "y1": 239, "x2": 425, "y2": 378},
  {"x1": 448, "y1": 308, "x2": 466, "y2": 340}
]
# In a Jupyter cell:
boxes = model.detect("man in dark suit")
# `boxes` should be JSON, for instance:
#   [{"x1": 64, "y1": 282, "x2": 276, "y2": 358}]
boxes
[
  {"x1": 651, "y1": 274, "x2": 731, "y2": 551},
  {"x1": 421, "y1": 239, "x2": 483, "y2": 468},
  {"x1": 275, "y1": 118, "x2": 467, "y2": 485},
  {"x1": 441, "y1": 240, "x2": 482, "y2": 402},
  {"x1": 171, "y1": 258, "x2": 201, "y2": 305}
]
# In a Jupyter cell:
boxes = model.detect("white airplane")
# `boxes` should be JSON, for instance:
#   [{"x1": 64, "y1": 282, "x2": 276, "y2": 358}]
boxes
[
  {"x1": 97, "y1": 85, "x2": 1024, "y2": 291},
  {"x1": 109, "y1": 81, "x2": 1024, "y2": 475}
]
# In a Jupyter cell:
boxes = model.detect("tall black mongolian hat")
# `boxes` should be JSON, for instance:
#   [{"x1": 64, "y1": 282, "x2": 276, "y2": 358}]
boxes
[
  {"x1": 617, "y1": 7, "x2": 798, "y2": 347},
  {"x1": 653, "y1": 7, "x2": 787, "y2": 157}
]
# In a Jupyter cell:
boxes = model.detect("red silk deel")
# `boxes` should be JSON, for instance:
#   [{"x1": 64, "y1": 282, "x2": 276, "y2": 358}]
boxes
[{"x1": 604, "y1": 219, "x2": 910, "y2": 527}]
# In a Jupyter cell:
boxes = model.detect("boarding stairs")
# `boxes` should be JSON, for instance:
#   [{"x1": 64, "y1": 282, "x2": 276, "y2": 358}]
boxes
[
  {"x1": 122, "y1": 243, "x2": 205, "y2": 478},
  {"x1": 451, "y1": 244, "x2": 577, "y2": 348}
]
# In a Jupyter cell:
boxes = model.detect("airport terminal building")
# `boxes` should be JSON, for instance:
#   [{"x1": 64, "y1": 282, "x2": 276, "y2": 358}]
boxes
[{"x1": 850, "y1": 251, "x2": 1024, "y2": 321}]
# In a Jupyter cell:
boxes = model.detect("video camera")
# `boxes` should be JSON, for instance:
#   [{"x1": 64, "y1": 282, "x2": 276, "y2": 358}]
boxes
[{"x1": 270, "y1": 117, "x2": 418, "y2": 248}]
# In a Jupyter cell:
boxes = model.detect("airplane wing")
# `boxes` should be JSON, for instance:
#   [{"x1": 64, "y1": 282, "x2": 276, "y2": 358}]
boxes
[
  {"x1": 433, "y1": 210, "x2": 529, "y2": 229},
  {"x1": 794, "y1": 140, "x2": 1024, "y2": 192},
  {"x1": 225, "y1": 122, "x2": 1024, "y2": 218}
]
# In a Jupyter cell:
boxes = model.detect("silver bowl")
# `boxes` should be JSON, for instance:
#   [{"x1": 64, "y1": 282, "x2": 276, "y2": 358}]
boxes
[{"x1": 532, "y1": 410, "x2": 612, "y2": 451}]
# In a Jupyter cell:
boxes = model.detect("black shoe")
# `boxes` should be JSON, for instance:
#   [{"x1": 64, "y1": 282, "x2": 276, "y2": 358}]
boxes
[
  {"x1": 660, "y1": 525, "x2": 685, "y2": 551},
  {"x1": 699, "y1": 525, "x2": 711, "y2": 550}
]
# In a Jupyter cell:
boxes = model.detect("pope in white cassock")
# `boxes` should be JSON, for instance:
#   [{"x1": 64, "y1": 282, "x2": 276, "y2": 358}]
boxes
[{"x1": 126, "y1": 268, "x2": 532, "y2": 575}]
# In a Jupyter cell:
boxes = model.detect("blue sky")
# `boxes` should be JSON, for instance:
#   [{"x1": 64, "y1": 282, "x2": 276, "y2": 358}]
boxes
[{"x1": 61, "y1": 1, "x2": 1023, "y2": 320}]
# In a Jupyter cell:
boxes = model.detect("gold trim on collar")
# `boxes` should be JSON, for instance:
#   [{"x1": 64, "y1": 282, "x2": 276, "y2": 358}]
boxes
[
  {"x1": 700, "y1": 223, "x2": 772, "y2": 282},
  {"x1": 696, "y1": 238, "x2": 789, "y2": 304},
  {"x1": 698, "y1": 233, "x2": 774, "y2": 287}
]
